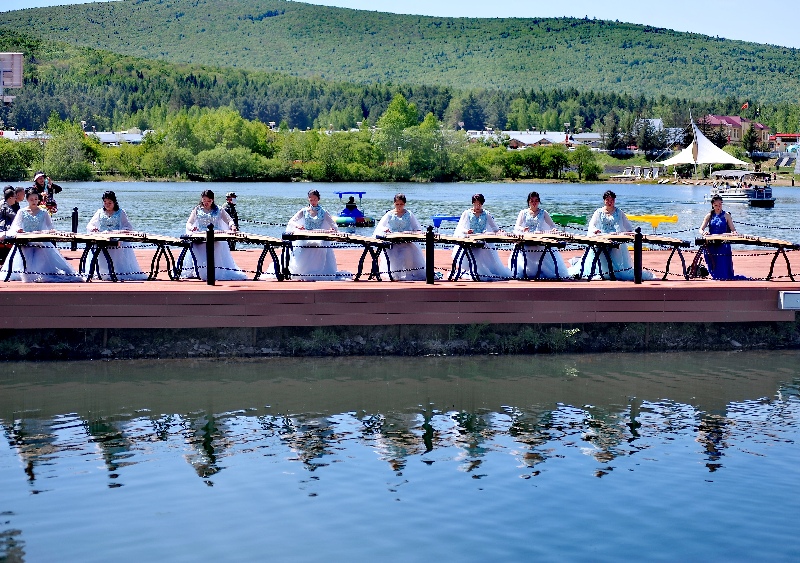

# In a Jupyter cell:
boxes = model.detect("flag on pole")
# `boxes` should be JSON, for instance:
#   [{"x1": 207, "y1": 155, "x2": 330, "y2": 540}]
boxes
[{"x1": 741, "y1": 102, "x2": 749, "y2": 110}]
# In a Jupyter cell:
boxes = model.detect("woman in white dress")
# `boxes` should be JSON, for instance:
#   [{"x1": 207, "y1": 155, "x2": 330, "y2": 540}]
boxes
[
  {"x1": 84, "y1": 190, "x2": 147, "y2": 281},
  {"x1": 567, "y1": 190, "x2": 654, "y2": 281},
  {"x1": 283, "y1": 190, "x2": 351, "y2": 281},
  {"x1": 509, "y1": 191, "x2": 568, "y2": 279},
  {"x1": 373, "y1": 193, "x2": 426, "y2": 281},
  {"x1": 452, "y1": 193, "x2": 512, "y2": 281},
  {"x1": 0, "y1": 187, "x2": 82, "y2": 282},
  {"x1": 181, "y1": 189, "x2": 247, "y2": 281}
]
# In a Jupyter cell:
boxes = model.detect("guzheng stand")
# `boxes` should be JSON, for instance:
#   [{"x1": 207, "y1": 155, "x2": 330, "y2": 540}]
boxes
[
  {"x1": 693, "y1": 234, "x2": 800, "y2": 281},
  {"x1": 80, "y1": 232, "x2": 185, "y2": 281},
  {"x1": 470, "y1": 233, "x2": 568, "y2": 280},
  {"x1": 604, "y1": 233, "x2": 691, "y2": 280},
  {"x1": 281, "y1": 231, "x2": 389, "y2": 281}
]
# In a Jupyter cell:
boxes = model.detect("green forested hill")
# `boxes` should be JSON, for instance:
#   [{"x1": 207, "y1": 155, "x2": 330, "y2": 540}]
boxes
[
  {"x1": 4, "y1": 27, "x2": 800, "y2": 136},
  {"x1": 2, "y1": 0, "x2": 799, "y2": 103}
]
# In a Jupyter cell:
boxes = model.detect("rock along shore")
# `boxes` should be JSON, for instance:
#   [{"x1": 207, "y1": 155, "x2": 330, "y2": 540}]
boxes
[{"x1": 2, "y1": 321, "x2": 799, "y2": 361}]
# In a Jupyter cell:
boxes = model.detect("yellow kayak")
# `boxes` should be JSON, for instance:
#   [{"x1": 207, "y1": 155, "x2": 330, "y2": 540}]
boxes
[{"x1": 627, "y1": 214, "x2": 678, "y2": 229}]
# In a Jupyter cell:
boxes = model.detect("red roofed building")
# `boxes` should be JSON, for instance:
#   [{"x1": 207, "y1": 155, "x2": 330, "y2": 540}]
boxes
[
  {"x1": 702, "y1": 115, "x2": 770, "y2": 145},
  {"x1": 769, "y1": 133, "x2": 800, "y2": 151}
]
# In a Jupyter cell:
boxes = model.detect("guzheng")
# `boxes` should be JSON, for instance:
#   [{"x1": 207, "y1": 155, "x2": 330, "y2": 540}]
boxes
[
  {"x1": 694, "y1": 234, "x2": 799, "y2": 281},
  {"x1": 376, "y1": 231, "x2": 428, "y2": 244},
  {"x1": 696, "y1": 234, "x2": 798, "y2": 249}
]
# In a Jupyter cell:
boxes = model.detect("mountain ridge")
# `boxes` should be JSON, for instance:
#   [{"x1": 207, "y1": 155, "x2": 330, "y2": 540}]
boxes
[{"x1": 2, "y1": 0, "x2": 799, "y2": 102}]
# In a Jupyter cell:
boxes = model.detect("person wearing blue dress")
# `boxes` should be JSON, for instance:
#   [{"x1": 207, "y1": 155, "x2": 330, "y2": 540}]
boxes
[
  {"x1": 279, "y1": 190, "x2": 351, "y2": 281},
  {"x1": 373, "y1": 193, "x2": 426, "y2": 281},
  {"x1": 568, "y1": 190, "x2": 654, "y2": 281},
  {"x1": 509, "y1": 191, "x2": 568, "y2": 279},
  {"x1": 84, "y1": 190, "x2": 148, "y2": 281},
  {"x1": 453, "y1": 194, "x2": 513, "y2": 281},
  {"x1": 699, "y1": 195, "x2": 744, "y2": 280},
  {"x1": 181, "y1": 189, "x2": 248, "y2": 281},
  {"x1": 0, "y1": 187, "x2": 82, "y2": 282}
]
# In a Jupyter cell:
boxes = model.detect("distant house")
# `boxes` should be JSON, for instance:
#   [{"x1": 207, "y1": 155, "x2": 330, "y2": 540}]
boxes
[
  {"x1": 0, "y1": 129, "x2": 151, "y2": 145},
  {"x1": 467, "y1": 130, "x2": 577, "y2": 149},
  {"x1": 635, "y1": 118, "x2": 664, "y2": 132},
  {"x1": 769, "y1": 133, "x2": 800, "y2": 152},
  {"x1": 0, "y1": 130, "x2": 47, "y2": 141},
  {"x1": 572, "y1": 132, "x2": 602, "y2": 148},
  {"x1": 88, "y1": 129, "x2": 150, "y2": 145},
  {"x1": 664, "y1": 127, "x2": 686, "y2": 147},
  {"x1": 701, "y1": 115, "x2": 770, "y2": 145}
]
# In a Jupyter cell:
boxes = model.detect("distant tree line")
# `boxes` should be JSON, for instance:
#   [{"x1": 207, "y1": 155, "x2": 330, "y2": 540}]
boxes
[{"x1": 0, "y1": 98, "x2": 602, "y2": 182}]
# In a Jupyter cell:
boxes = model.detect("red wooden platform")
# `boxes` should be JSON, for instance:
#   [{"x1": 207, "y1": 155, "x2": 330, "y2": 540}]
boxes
[{"x1": 0, "y1": 247, "x2": 796, "y2": 329}]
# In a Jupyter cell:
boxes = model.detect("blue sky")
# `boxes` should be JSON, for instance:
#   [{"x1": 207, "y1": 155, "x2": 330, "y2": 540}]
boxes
[{"x1": 4, "y1": 0, "x2": 799, "y2": 49}]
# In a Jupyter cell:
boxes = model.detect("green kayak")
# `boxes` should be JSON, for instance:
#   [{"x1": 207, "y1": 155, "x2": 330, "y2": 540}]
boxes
[{"x1": 550, "y1": 213, "x2": 587, "y2": 227}]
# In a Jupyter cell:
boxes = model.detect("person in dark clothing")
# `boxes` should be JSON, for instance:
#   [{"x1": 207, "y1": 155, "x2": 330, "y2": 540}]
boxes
[
  {"x1": 0, "y1": 187, "x2": 18, "y2": 264},
  {"x1": 32, "y1": 171, "x2": 62, "y2": 214},
  {"x1": 11, "y1": 186, "x2": 24, "y2": 213},
  {"x1": 223, "y1": 191, "x2": 240, "y2": 250}
]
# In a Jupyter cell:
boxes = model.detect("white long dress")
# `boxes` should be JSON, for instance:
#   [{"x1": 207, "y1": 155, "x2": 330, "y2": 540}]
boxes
[
  {"x1": 0, "y1": 208, "x2": 82, "y2": 282},
  {"x1": 373, "y1": 209, "x2": 426, "y2": 281},
  {"x1": 567, "y1": 207, "x2": 654, "y2": 281},
  {"x1": 84, "y1": 208, "x2": 148, "y2": 281},
  {"x1": 181, "y1": 206, "x2": 248, "y2": 281},
  {"x1": 281, "y1": 205, "x2": 351, "y2": 281},
  {"x1": 508, "y1": 208, "x2": 568, "y2": 279},
  {"x1": 452, "y1": 209, "x2": 512, "y2": 281}
]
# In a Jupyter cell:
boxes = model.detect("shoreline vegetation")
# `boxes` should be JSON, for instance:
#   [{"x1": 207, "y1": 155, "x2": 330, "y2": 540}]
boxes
[
  {"x1": 2, "y1": 105, "x2": 798, "y2": 186},
  {"x1": 2, "y1": 322, "x2": 799, "y2": 361}
]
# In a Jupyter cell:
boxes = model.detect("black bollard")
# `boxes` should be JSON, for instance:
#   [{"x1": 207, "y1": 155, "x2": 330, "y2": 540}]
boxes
[
  {"x1": 634, "y1": 226, "x2": 643, "y2": 284},
  {"x1": 426, "y1": 225, "x2": 434, "y2": 285},
  {"x1": 71, "y1": 207, "x2": 78, "y2": 251},
  {"x1": 206, "y1": 223, "x2": 215, "y2": 286}
]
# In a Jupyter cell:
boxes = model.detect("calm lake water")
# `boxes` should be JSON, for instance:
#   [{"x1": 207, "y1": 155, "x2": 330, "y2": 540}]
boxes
[
  {"x1": 2, "y1": 352, "x2": 799, "y2": 561},
  {"x1": 46, "y1": 181, "x2": 800, "y2": 241}
]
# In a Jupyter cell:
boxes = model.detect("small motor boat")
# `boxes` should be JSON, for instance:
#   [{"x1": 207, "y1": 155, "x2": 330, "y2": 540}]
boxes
[{"x1": 333, "y1": 191, "x2": 375, "y2": 228}]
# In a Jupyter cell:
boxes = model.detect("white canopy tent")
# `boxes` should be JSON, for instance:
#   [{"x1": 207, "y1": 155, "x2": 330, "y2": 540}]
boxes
[{"x1": 660, "y1": 118, "x2": 748, "y2": 167}]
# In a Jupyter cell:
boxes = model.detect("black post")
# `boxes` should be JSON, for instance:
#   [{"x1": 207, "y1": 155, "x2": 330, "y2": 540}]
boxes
[
  {"x1": 426, "y1": 225, "x2": 434, "y2": 285},
  {"x1": 71, "y1": 207, "x2": 78, "y2": 251},
  {"x1": 206, "y1": 223, "x2": 215, "y2": 286},
  {"x1": 634, "y1": 226, "x2": 643, "y2": 284}
]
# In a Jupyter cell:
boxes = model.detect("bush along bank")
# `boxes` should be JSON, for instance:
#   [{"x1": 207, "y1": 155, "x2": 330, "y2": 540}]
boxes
[{"x1": 1, "y1": 321, "x2": 799, "y2": 361}]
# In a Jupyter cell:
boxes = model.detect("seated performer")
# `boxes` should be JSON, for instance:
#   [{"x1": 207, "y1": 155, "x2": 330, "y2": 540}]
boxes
[
  {"x1": 452, "y1": 194, "x2": 512, "y2": 281},
  {"x1": 84, "y1": 190, "x2": 147, "y2": 281},
  {"x1": 181, "y1": 189, "x2": 248, "y2": 281},
  {"x1": 0, "y1": 187, "x2": 82, "y2": 282},
  {"x1": 281, "y1": 190, "x2": 351, "y2": 281},
  {"x1": 699, "y1": 195, "x2": 746, "y2": 280},
  {"x1": 509, "y1": 191, "x2": 568, "y2": 279},
  {"x1": 373, "y1": 193, "x2": 426, "y2": 281},
  {"x1": 568, "y1": 190, "x2": 653, "y2": 281}
]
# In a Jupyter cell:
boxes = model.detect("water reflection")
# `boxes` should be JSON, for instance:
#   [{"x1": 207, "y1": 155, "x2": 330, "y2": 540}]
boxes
[
  {"x1": 1, "y1": 353, "x2": 799, "y2": 560},
  {"x1": 1, "y1": 353, "x2": 798, "y2": 485}
]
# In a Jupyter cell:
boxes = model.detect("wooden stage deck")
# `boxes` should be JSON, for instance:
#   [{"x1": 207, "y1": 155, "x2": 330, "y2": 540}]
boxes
[{"x1": 0, "y1": 246, "x2": 797, "y2": 330}]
